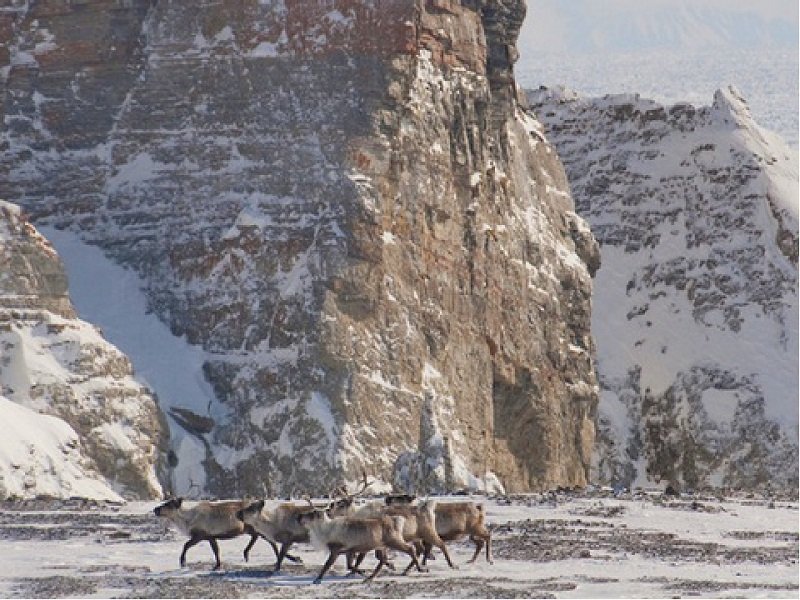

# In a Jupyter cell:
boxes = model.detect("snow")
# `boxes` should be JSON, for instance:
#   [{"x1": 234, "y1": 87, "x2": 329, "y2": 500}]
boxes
[
  {"x1": 104, "y1": 152, "x2": 163, "y2": 191},
  {"x1": 0, "y1": 495, "x2": 795, "y2": 598},
  {"x1": 531, "y1": 84, "x2": 799, "y2": 489},
  {"x1": 0, "y1": 396, "x2": 121, "y2": 502},
  {"x1": 701, "y1": 389, "x2": 739, "y2": 425},
  {"x1": 38, "y1": 226, "x2": 222, "y2": 495},
  {"x1": 306, "y1": 391, "x2": 337, "y2": 465},
  {"x1": 249, "y1": 41, "x2": 279, "y2": 58}
]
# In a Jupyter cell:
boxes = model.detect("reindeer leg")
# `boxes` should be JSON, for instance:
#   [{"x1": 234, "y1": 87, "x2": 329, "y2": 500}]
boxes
[
  {"x1": 467, "y1": 535, "x2": 484, "y2": 564},
  {"x1": 208, "y1": 538, "x2": 223, "y2": 570},
  {"x1": 180, "y1": 533, "x2": 202, "y2": 568},
  {"x1": 421, "y1": 541, "x2": 433, "y2": 566},
  {"x1": 390, "y1": 539, "x2": 424, "y2": 575},
  {"x1": 486, "y1": 531, "x2": 493, "y2": 564},
  {"x1": 273, "y1": 542, "x2": 291, "y2": 572},
  {"x1": 243, "y1": 533, "x2": 259, "y2": 562},
  {"x1": 363, "y1": 549, "x2": 386, "y2": 583},
  {"x1": 314, "y1": 546, "x2": 341, "y2": 584},
  {"x1": 435, "y1": 538, "x2": 457, "y2": 570},
  {"x1": 347, "y1": 551, "x2": 367, "y2": 576},
  {"x1": 264, "y1": 539, "x2": 279, "y2": 562},
  {"x1": 284, "y1": 551, "x2": 303, "y2": 564}
]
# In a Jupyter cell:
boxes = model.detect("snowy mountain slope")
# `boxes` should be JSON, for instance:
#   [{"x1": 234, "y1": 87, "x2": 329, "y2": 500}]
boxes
[
  {"x1": 0, "y1": 395, "x2": 121, "y2": 501},
  {"x1": 38, "y1": 225, "x2": 224, "y2": 498},
  {"x1": 528, "y1": 86, "x2": 798, "y2": 492},
  {"x1": 0, "y1": 201, "x2": 166, "y2": 500}
]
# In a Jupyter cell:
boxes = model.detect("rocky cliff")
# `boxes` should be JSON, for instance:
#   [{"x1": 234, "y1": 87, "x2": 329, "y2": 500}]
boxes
[
  {"x1": 1, "y1": 0, "x2": 599, "y2": 496},
  {"x1": 529, "y1": 86, "x2": 798, "y2": 493},
  {"x1": 0, "y1": 200, "x2": 166, "y2": 500}
]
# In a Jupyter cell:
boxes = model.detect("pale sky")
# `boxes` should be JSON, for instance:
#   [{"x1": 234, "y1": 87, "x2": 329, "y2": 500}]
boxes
[{"x1": 519, "y1": 0, "x2": 799, "y2": 54}]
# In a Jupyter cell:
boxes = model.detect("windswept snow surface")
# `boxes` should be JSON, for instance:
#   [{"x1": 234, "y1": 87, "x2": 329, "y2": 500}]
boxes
[
  {"x1": 0, "y1": 492, "x2": 796, "y2": 598},
  {"x1": 39, "y1": 226, "x2": 222, "y2": 495}
]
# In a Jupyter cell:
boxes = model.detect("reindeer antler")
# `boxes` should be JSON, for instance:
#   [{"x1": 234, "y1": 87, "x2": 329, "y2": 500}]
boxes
[{"x1": 356, "y1": 469, "x2": 373, "y2": 496}]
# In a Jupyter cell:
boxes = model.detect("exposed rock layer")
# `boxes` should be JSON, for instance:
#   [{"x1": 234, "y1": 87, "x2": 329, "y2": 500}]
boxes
[
  {"x1": 2, "y1": 1, "x2": 598, "y2": 495},
  {"x1": 529, "y1": 86, "x2": 798, "y2": 493}
]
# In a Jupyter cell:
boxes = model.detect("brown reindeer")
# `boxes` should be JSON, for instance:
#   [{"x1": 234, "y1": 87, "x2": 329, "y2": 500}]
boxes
[
  {"x1": 425, "y1": 501, "x2": 492, "y2": 565},
  {"x1": 381, "y1": 496, "x2": 493, "y2": 564},
  {"x1": 154, "y1": 497, "x2": 291, "y2": 570}
]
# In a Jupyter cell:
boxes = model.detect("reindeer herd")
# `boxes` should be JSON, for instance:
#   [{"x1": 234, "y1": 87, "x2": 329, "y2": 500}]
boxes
[{"x1": 153, "y1": 476, "x2": 493, "y2": 584}]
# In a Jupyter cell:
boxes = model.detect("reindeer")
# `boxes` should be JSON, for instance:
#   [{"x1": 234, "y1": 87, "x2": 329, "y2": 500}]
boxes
[
  {"x1": 379, "y1": 496, "x2": 493, "y2": 565},
  {"x1": 349, "y1": 498, "x2": 456, "y2": 573},
  {"x1": 153, "y1": 497, "x2": 292, "y2": 570},
  {"x1": 298, "y1": 509, "x2": 421, "y2": 584},
  {"x1": 236, "y1": 472, "x2": 373, "y2": 572},
  {"x1": 236, "y1": 500, "x2": 319, "y2": 571},
  {"x1": 425, "y1": 501, "x2": 493, "y2": 565}
]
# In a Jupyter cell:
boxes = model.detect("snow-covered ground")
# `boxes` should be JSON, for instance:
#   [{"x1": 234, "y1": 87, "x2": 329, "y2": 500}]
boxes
[{"x1": 0, "y1": 492, "x2": 796, "y2": 598}]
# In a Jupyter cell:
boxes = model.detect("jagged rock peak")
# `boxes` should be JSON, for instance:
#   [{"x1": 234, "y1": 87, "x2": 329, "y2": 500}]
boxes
[
  {"x1": 529, "y1": 86, "x2": 798, "y2": 494},
  {"x1": 3, "y1": 1, "x2": 599, "y2": 497}
]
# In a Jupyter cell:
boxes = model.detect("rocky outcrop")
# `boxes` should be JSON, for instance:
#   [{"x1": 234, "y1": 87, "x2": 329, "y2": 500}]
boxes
[
  {"x1": 0, "y1": 201, "x2": 166, "y2": 500},
  {"x1": 2, "y1": 0, "x2": 599, "y2": 496},
  {"x1": 529, "y1": 86, "x2": 798, "y2": 493}
]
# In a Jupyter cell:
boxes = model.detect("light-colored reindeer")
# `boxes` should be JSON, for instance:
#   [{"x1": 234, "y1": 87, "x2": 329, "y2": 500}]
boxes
[
  {"x1": 298, "y1": 508, "x2": 421, "y2": 584},
  {"x1": 350, "y1": 497, "x2": 456, "y2": 573},
  {"x1": 153, "y1": 497, "x2": 295, "y2": 570}
]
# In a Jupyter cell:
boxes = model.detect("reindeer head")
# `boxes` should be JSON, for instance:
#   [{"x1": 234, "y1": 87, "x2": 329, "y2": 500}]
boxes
[
  {"x1": 236, "y1": 499, "x2": 266, "y2": 524},
  {"x1": 385, "y1": 493, "x2": 416, "y2": 506},
  {"x1": 297, "y1": 507, "x2": 329, "y2": 527},
  {"x1": 329, "y1": 470, "x2": 372, "y2": 514},
  {"x1": 154, "y1": 497, "x2": 183, "y2": 517}
]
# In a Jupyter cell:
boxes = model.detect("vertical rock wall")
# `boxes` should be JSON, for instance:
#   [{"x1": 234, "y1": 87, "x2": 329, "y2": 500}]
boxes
[{"x1": 2, "y1": 0, "x2": 599, "y2": 495}]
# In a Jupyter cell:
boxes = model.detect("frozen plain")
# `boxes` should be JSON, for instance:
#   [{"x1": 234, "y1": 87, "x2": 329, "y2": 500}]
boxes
[{"x1": 0, "y1": 491, "x2": 796, "y2": 599}]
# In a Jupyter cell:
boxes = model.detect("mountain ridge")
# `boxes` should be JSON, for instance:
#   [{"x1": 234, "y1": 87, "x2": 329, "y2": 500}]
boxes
[{"x1": 528, "y1": 84, "x2": 798, "y2": 492}]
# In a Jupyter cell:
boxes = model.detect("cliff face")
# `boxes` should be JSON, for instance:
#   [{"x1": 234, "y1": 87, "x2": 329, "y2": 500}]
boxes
[
  {"x1": 0, "y1": 201, "x2": 166, "y2": 500},
  {"x1": 529, "y1": 86, "x2": 798, "y2": 493},
  {"x1": 2, "y1": 0, "x2": 599, "y2": 496}
]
